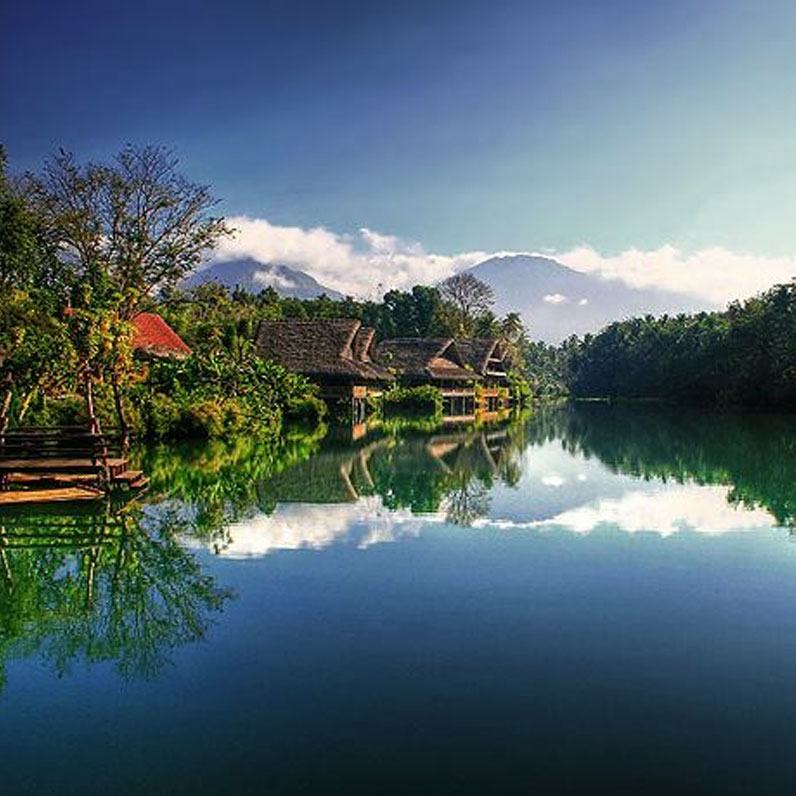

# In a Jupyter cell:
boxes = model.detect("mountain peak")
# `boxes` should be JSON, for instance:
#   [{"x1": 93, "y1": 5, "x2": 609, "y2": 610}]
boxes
[
  {"x1": 467, "y1": 254, "x2": 704, "y2": 343},
  {"x1": 182, "y1": 258, "x2": 344, "y2": 300}
]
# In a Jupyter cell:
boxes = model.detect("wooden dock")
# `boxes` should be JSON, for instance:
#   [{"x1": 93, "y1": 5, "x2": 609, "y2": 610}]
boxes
[
  {"x1": 0, "y1": 426, "x2": 149, "y2": 505},
  {"x1": 0, "y1": 486, "x2": 103, "y2": 506},
  {"x1": 0, "y1": 457, "x2": 128, "y2": 474}
]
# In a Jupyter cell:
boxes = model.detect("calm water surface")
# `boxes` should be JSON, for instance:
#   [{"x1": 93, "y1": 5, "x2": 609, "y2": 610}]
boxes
[{"x1": 2, "y1": 404, "x2": 796, "y2": 794}]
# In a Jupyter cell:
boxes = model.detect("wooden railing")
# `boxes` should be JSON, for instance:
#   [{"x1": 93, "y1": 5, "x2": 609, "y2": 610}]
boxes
[{"x1": 0, "y1": 427, "x2": 127, "y2": 491}]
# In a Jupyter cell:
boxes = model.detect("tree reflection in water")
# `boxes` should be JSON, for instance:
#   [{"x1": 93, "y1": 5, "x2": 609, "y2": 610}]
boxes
[
  {"x1": 257, "y1": 424, "x2": 529, "y2": 529},
  {"x1": 0, "y1": 428, "x2": 329, "y2": 691},
  {"x1": 547, "y1": 403, "x2": 796, "y2": 530},
  {"x1": 0, "y1": 503, "x2": 231, "y2": 692},
  {"x1": 3, "y1": 407, "x2": 794, "y2": 690}
]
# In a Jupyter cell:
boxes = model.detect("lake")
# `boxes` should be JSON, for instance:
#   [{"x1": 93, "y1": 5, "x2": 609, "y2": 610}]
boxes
[{"x1": 2, "y1": 404, "x2": 796, "y2": 794}]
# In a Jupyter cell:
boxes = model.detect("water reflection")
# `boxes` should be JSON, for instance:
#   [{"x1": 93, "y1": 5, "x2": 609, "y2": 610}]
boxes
[
  {"x1": 2, "y1": 405, "x2": 795, "y2": 688},
  {"x1": 211, "y1": 404, "x2": 796, "y2": 556},
  {"x1": 549, "y1": 403, "x2": 796, "y2": 528},
  {"x1": 0, "y1": 502, "x2": 230, "y2": 692},
  {"x1": 203, "y1": 407, "x2": 796, "y2": 556},
  {"x1": 192, "y1": 427, "x2": 527, "y2": 557}
]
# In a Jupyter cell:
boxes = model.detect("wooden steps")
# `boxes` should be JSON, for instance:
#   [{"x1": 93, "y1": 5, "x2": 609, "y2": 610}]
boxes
[
  {"x1": 2, "y1": 466, "x2": 149, "y2": 490},
  {"x1": 0, "y1": 426, "x2": 149, "y2": 504},
  {"x1": 0, "y1": 486, "x2": 103, "y2": 506},
  {"x1": 7, "y1": 472, "x2": 99, "y2": 485},
  {"x1": 113, "y1": 470, "x2": 150, "y2": 489},
  {"x1": 0, "y1": 457, "x2": 127, "y2": 474}
]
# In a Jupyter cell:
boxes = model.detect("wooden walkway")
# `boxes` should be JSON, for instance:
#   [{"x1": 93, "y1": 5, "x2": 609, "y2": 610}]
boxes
[
  {"x1": 0, "y1": 457, "x2": 128, "y2": 473},
  {"x1": 0, "y1": 486, "x2": 103, "y2": 506},
  {"x1": 0, "y1": 426, "x2": 149, "y2": 505}
]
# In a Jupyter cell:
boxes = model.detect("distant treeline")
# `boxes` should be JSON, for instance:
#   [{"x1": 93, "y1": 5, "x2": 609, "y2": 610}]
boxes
[
  {"x1": 564, "y1": 282, "x2": 796, "y2": 407},
  {"x1": 515, "y1": 282, "x2": 796, "y2": 408}
]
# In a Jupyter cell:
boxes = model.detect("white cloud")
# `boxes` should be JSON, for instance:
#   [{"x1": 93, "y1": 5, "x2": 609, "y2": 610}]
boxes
[
  {"x1": 253, "y1": 269, "x2": 296, "y2": 290},
  {"x1": 189, "y1": 497, "x2": 429, "y2": 558},
  {"x1": 476, "y1": 484, "x2": 776, "y2": 537},
  {"x1": 577, "y1": 298, "x2": 589, "y2": 306},
  {"x1": 211, "y1": 215, "x2": 796, "y2": 305},
  {"x1": 556, "y1": 245, "x2": 796, "y2": 306},
  {"x1": 541, "y1": 474, "x2": 566, "y2": 487},
  {"x1": 213, "y1": 215, "x2": 490, "y2": 298}
]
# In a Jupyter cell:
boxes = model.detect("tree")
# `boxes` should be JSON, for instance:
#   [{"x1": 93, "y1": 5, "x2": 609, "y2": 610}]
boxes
[
  {"x1": 562, "y1": 281, "x2": 796, "y2": 407},
  {"x1": 498, "y1": 312, "x2": 526, "y2": 364},
  {"x1": 0, "y1": 146, "x2": 67, "y2": 302},
  {"x1": 26, "y1": 144, "x2": 232, "y2": 318},
  {"x1": 438, "y1": 273, "x2": 495, "y2": 336},
  {"x1": 440, "y1": 273, "x2": 494, "y2": 318},
  {"x1": 0, "y1": 148, "x2": 75, "y2": 428},
  {"x1": 378, "y1": 285, "x2": 442, "y2": 338},
  {"x1": 17, "y1": 144, "x2": 233, "y2": 433}
]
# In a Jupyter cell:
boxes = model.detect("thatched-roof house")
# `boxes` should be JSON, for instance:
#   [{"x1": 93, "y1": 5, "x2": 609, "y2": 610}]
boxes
[
  {"x1": 374, "y1": 338, "x2": 476, "y2": 383},
  {"x1": 255, "y1": 319, "x2": 392, "y2": 418},
  {"x1": 132, "y1": 313, "x2": 192, "y2": 359},
  {"x1": 374, "y1": 338, "x2": 479, "y2": 418},
  {"x1": 456, "y1": 338, "x2": 512, "y2": 413},
  {"x1": 456, "y1": 339, "x2": 509, "y2": 381}
]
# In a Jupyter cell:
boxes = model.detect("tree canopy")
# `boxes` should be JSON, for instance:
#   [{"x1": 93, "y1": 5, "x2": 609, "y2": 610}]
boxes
[
  {"x1": 564, "y1": 281, "x2": 796, "y2": 407},
  {"x1": 25, "y1": 144, "x2": 231, "y2": 318}
]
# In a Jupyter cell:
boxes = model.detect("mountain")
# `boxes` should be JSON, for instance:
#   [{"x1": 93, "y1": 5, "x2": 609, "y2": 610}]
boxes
[
  {"x1": 467, "y1": 255, "x2": 709, "y2": 343},
  {"x1": 185, "y1": 254, "x2": 709, "y2": 342},
  {"x1": 183, "y1": 258, "x2": 344, "y2": 300}
]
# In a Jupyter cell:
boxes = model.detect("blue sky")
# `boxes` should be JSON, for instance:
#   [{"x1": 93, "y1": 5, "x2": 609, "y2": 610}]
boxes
[{"x1": 3, "y1": 0, "x2": 796, "y2": 298}]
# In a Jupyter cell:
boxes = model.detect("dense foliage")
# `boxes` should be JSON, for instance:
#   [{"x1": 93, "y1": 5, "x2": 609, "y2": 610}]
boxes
[
  {"x1": 522, "y1": 339, "x2": 571, "y2": 397},
  {"x1": 565, "y1": 282, "x2": 796, "y2": 407},
  {"x1": 136, "y1": 344, "x2": 322, "y2": 439},
  {"x1": 0, "y1": 145, "x2": 317, "y2": 438},
  {"x1": 158, "y1": 278, "x2": 534, "y2": 419},
  {"x1": 378, "y1": 385, "x2": 444, "y2": 419}
]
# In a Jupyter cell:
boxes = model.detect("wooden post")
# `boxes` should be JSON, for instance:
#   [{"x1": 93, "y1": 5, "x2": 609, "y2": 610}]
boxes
[
  {"x1": 0, "y1": 374, "x2": 12, "y2": 462},
  {"x1": 83, "y1": 363, "x2": 111, "y2": 490},
  {"x1": 0, "y1": 375, "x2": 12, "y2": 490},
  {"x1": 111, "y1": 370, "x2": 130, "y2": 454}
]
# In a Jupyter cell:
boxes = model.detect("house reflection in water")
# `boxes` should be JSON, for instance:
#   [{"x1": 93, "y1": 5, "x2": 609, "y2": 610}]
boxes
[{"x1": 256, "y1": 424, "x2": 524, "y2": 527}]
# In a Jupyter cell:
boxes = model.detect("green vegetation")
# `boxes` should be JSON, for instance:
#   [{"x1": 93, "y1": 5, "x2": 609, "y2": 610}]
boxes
[
  {"x1": 563, "y1": 282, "x2": 796, "y2": 407},
  {"x1": 521, "y1": 340, "x2": 571, "y2": 398},
  {"x1": 161, "y1": 275, "x2": 534, "y2": 421},
  {"x1": 378, "y1": 385, "x2": 444, "y2": 419},
  {"x1": 137, "y1": 343, "x2": 322, "y2": 439},
  {"x1": 507, "y1": 281, "x2": 796, "y2": 408},
  {"x1": 2, "y1": 142, "x2": 536, "y2": 435},
  {"x1": 0, "y1": 144, "x2": 318, "y2": 439}
]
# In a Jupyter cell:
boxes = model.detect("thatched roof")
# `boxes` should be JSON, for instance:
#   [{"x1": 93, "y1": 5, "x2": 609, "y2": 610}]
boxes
[
  {"x1": 353, "y1": 326, "x2": 375, "y2": 361},
  {"x1": 255, "y1": 319, "x2": 392, "y2": 383},
  {"x1": 456, "y1": 338, "x2": 509, "y2": 377},
  {"x1": 352, "y1": 326, "x2": 393, "y2": 380},
  {"x1": 374, "y1": 338, "x2": 478, "y2": 382}
]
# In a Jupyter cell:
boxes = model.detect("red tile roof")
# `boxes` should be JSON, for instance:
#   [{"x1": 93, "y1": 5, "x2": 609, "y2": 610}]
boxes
[{"x1": 131, "y1": 313, "x2": 192, "y2": 358}]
